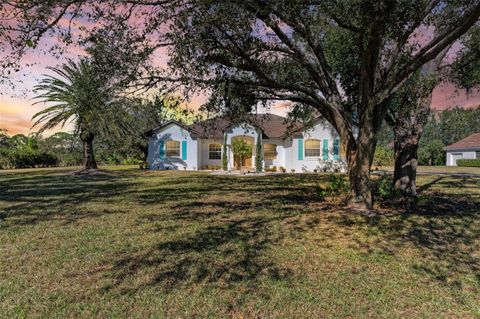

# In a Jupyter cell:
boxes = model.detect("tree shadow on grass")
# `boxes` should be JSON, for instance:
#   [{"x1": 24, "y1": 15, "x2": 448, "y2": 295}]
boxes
[
  {"x1": 1, "y1": 169, "x2": 325, "y2": 295},
  {"x1": 98, "y1": 175, "x2": 326, "y2": 294},
  {"x1": 328, "y1": 177, "x2": 480, "y2": 289},
  {"x1": 417, "y1": 176, "x2": 446, "y2": 194},
  {"x1": 5, "y1": 169, "x2": 479, "y2": 297},
  {"x1": 0, "y1": 170, "x2": 135, "y2": 227},
  {"x1": 103, "y1": 214, "x2": 298, "y2": 294}
]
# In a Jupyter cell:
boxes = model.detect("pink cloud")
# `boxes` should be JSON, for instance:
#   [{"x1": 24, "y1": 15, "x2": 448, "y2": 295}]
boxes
[
  {"x1": 1, "y1": 6, "x2": 479, "y2": 136},
  {"x1": 431, "y1": 83, "x2": 480, "y2": 110}
]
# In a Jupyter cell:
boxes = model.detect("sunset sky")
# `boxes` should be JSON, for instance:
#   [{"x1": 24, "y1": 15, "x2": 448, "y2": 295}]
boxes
[{"x1": 1, "y1": 14, "x2": 479, "y2": 137}]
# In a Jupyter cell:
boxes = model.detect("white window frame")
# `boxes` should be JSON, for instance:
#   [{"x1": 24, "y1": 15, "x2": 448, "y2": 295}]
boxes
[
  {"x1": 165, "y1": 140, "x2": 180, "y2": 157},
  {"x1": 263, "y1": 143, "x2": 277, "y2": 161},
  {"x1": 208, "y1": 143, "x2": 222, "y2": 160},
  {"x1": 304, "y1": 139, "x2": 321, "y2": 158}
]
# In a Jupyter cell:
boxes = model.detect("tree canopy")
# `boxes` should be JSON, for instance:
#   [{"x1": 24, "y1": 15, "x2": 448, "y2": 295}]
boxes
[{"x1": 2, "y1": 0, "x2": 480, "y2": 208}]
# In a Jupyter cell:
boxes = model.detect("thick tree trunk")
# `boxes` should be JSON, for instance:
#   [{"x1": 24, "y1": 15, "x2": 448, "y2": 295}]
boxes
[
  {"x1": 82, "y1": 133, "x2": 97, "y2": 170},
  {"x1": 345, "y1": 128, "x2": 376, "y2": 210},
  {"x1": 330, "y1": 104, "x2": 378, "y2": 210},
  {"x1": 389, "y1": 43, "x2": 451, "y2": 196},
  {"x1": 390, "y1": 92, "x2": 431, "y2": 195},
  {"x1": 393, "y1": 134, "x2": 419, "y2": 196},
  {"x1": 346, "y1": 155, "x2": 373, "y2": 210}
]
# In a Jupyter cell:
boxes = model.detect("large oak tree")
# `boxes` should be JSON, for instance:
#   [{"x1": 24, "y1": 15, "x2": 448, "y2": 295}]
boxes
[
  {"x1": 2, "y1": 0, "x2": 480, "y2": 209},
  {"x1": 155, "y1": 0, "x2": 480, "y2": 209}
]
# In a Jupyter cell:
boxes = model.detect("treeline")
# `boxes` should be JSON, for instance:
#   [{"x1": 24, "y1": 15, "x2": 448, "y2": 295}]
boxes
[
  {"x1": 0, "y1": 93, "x2": 196, "y2": 169},
  {"x1": 0, "y1": 130, "x2": 146, "y2": 169},
  {"x1": 0, "y1": 131, "x2": 61, "y2": 169},
  {"x1": 374, "y1": 106, "x2": 480, "y2": 166}
]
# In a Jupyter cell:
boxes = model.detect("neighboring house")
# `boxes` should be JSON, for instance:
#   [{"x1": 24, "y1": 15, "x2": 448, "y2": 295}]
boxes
[
  {"x1": 444, "y1": 133, "x2": 480, "y2": 166},
  {"x1": 145, "y1": 113, "x2": 346, "y2": 172}
]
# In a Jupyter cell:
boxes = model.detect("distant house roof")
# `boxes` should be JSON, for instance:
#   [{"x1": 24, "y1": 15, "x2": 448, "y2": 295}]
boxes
[
  {"x1": 147, "y1": 113, "x2": 306, "y2": 139},
  {"x1": 443, "y1": 133, "x2": 480, "y2": 151}
]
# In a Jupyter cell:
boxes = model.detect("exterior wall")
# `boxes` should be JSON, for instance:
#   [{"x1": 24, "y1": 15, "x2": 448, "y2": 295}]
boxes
[
  {"x1": 147, "y1": 123, "x2": 198, "y2": 170},
  {"x1": 262, "y1": 138, "x2": 285, "y2": 169},
  {"x1": 147, "y1": 119, "x2": 346, "y2": 172},
  {"x1": 284, "y1": 138, "x2": 294, "y2": 171},
  {"x1": 198, "y1": 138, "x2": 224, "y2": 169},
  {"x1": 446, "y1": 149, "x2": 478, "y2": 166},
  {"x1": 284, "y1": 120, "x2": 346, "y2": 172}
]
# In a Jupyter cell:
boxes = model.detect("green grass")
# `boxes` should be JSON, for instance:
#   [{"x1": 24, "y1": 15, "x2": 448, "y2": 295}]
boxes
[
  {"x1": 377, "y1": 165, "x2": 480, "y2": 175},
  {"x1": 0, "y1": 166, "x2": 479, "y2": 318}
]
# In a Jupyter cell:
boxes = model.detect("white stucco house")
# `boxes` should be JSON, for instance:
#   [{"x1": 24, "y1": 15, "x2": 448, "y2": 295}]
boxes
[
  {"x1": 145, "y1": 113, "x2": 346, "y2": 172},
  {"x1": 444, "y1": 133, "x2": 480, "y2": 166}
]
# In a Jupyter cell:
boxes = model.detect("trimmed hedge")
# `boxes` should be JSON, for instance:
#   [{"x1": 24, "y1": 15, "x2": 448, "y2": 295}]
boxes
[{"x1": 457, "y1": 159, "x2": 480, "y2": 167}]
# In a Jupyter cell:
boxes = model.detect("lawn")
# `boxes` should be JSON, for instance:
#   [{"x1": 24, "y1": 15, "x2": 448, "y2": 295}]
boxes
[
  {"x1": 376, "y1": 165, "x2": 480, "y2": 175},
  {"x1": 1, "y1": 167, "x2": 479, "y2": 318}
]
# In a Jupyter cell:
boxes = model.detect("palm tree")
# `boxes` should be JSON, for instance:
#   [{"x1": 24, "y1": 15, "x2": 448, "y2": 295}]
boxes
[{"x1": 32, "y1": 58, "x2": 131, "y2": 170}]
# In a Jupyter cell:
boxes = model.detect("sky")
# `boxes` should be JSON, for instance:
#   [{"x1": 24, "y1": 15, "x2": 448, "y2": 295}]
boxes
[
  {"x1": 1, "y1": 11, "x2": 479, "y2": 137},
  {"x1": 2, "y1": 65, "x2": 479, "y2": 137}
]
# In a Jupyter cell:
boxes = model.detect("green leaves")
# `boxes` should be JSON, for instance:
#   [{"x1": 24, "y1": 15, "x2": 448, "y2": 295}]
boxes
[
  {"x1": 25, "y1": 39, "x2": 35, "y2": 48},
  {"x1": 451, "y1": 25, "x2": 480, "y2": 91},
  {"x1": 232, "y1": 138, "x2": 252, "y2": 159}
]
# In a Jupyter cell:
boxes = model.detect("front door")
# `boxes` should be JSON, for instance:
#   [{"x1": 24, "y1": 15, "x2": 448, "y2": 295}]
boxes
[
  {"x1": 232, "y1": 136, "x2": 253, "y2": 169},
  {"x1": 234, "y1": 154, "x2": 252, "y2": 168}
]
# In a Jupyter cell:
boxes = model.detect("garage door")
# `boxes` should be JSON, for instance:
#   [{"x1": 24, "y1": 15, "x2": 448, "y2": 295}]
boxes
[{"x1": 451, "y1": 153, "x2": 463, "y2": 166}]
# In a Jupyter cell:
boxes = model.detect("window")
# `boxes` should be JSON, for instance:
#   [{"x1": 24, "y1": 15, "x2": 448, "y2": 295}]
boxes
[
  {"x1": 209, "y1": 143, "x2": 222, "y2": 160},
  {"x1": 165, "y1": 140, "x2": 180, "y2": 157},
  {"x1": 264, "y1": 144, "x2": 277, "y2": 160},
  {"x1": 305, "y1": 139, "x2": 321, "y2": 157}
]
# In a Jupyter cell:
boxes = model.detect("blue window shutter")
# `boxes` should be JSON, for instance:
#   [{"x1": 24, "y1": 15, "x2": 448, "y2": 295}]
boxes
[
  {"x1": 333, "y1": 139, "x2": 339, "y2": 161},
  {"x1": 159, "y1": 141, "x2": 165, "y2": 160},
  {"x1": 323, "y1": 139, "x2": 329, "y2": 160},
  {"x1": 298, "y1": 138, "x2": 304, "y2": 160},
  {"x1": 181, "y1": 140, "x2": 187, "y2": 160}
]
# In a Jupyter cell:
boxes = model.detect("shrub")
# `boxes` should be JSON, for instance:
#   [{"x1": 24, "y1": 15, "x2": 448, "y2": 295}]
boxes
[
  {"x1": 122, "y1": 157, "x2": 143, "y2": 165},
  {"x1": 372, "y1": 146, "x2": 394, "y2": 167},
  {"x1": 316, "y1": 184, "x2": 328, "y2": 201},
  {"x1": 265, "y1": 166, "x2": 278, "y2": 172},
  {"x1": 255, "y1": 134, "x2": 263, "y2": 173},
  {"x1": 279, "y1": 166, "x2": 286, "y2": 173},
  {"x1": 316, "y1": 174, "x2": 348, "y2": 201},
  {"x1": 222, "y1": 134, "x2": 228, "y2": 171},
  {"x1": 0, "y1": 148, "x2": 59, "y2": 169},
  {"x1": 37, "y1": 152, "x2": 59, "y2": 167},
  {"x1": 322, "y1": 161, "x2": 347, "y2": 173},
  {"x1": 457, "y1": 159, "x2": 480, "y2": 167},
  {"x1": 374, "y1": 174, "x2": 402, "y2": 200},
  {"x1": 327, "y1": 174, "x2": 348, "y2": 194}
]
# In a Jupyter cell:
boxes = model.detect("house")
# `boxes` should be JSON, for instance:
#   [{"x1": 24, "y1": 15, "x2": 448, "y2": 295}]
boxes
[
  {"x1": 145, "y1": 113, "x2": 346, "y2": 172},
  {"x1": 444, "y1": 133, "x2": 480, "y2": 166}
]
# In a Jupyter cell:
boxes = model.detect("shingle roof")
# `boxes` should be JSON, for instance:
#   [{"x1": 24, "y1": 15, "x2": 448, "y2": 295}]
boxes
[
  {"x1": 443, "y1": 133, "x2": 480, "y2": 150},
  {"x1": 188, "y1": 113, "x2": 303, "y2": 139},
  {"x1": 143, "y1": 120, "x2": 201, "y2": 137}
]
